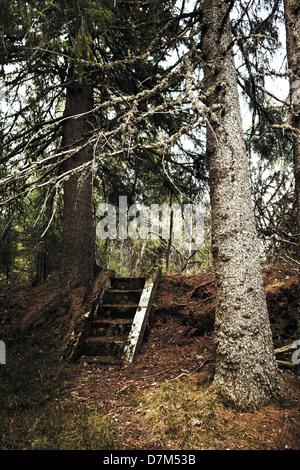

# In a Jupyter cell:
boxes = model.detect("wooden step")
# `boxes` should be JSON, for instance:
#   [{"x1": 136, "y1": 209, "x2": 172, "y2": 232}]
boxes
[
  {"x1": 102, "y1": 289, "x2": 142, "y2": 305},
  {"x1": 81, "y1": 355, "x2": 122, "y2": 366},
  {"x1": 111, "y1": 277, "x2": 145, "y2": 290},
  {"x1": 96, "y1": 304, "x2": 138, "y2": 319},
  {"x1": 90, "y1": 318, "x2": 133, "y2": 337},
  {"x1": 83, "y1": 336, "x2": 127, "y2": 358}
]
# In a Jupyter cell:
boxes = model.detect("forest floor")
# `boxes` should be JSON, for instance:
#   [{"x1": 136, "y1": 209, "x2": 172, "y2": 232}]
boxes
[{"x1": 0, "y1": 262, "x2": 300, "y2": 451}]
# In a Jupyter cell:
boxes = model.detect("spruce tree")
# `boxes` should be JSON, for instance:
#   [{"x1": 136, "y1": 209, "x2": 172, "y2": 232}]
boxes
[
  {"x1": 284, "y1": 0, "x2": 300, "y2": 336},
  {"x1": 200, "y1": 0, "x2": 284, "y2": 410}
]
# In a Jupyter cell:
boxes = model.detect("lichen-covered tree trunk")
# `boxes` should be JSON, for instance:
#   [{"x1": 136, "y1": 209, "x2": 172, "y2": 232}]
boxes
[
  {"x1": 61, "y1": 75, "x2": 95, "y2": 288},
  {"x1": 201, "y1": 0, "x2": 284, "y2": 410},
  {"x1": 284, "y1": 0, "x2": 300, "y2": 337}
]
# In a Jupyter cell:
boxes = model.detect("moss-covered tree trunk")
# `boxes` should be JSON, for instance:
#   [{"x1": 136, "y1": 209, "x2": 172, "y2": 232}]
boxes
[
  {"x1": 201, "y1": 0, "x2": 284, "y2": 410},
  {"x1": 61, "y1": 74, "x2": 95, "y2": 288}
]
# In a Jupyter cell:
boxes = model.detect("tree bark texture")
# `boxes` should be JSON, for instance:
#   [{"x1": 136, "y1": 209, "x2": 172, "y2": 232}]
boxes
[
  {"x1": 284, "y1": 0, "x2": 300, "y2": 337},
  {"x1": 201, "y1": 0, "x2": 284, "y2": 410},
  {"x1": 61, "y1": 76, "x2": 95, "y2": 288}
]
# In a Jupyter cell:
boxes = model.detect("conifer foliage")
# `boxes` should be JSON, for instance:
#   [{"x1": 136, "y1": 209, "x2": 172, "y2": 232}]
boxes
[{"x1": 0, "y1": 0, "x2": 297, "y2": 410}]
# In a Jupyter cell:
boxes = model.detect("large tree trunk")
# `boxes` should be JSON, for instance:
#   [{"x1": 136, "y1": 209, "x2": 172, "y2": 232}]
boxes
[
  {"x1": 200, "y1": 0, "x2": 284, "y2": 410},
  {"x1": 61, "y1": 75, "x2": 95, "y2": 288},
  {"x1": 284, "y1": 0, "x2": 300, "y2": 337}
]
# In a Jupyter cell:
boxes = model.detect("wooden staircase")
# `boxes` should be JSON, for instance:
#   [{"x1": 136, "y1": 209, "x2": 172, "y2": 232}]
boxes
[
  {"x1": 82, "y1": 277, "x2": 145, "y2": 364},
  {"x1": 80, "y1": 268, "x2": 161, "y2": 365}
]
